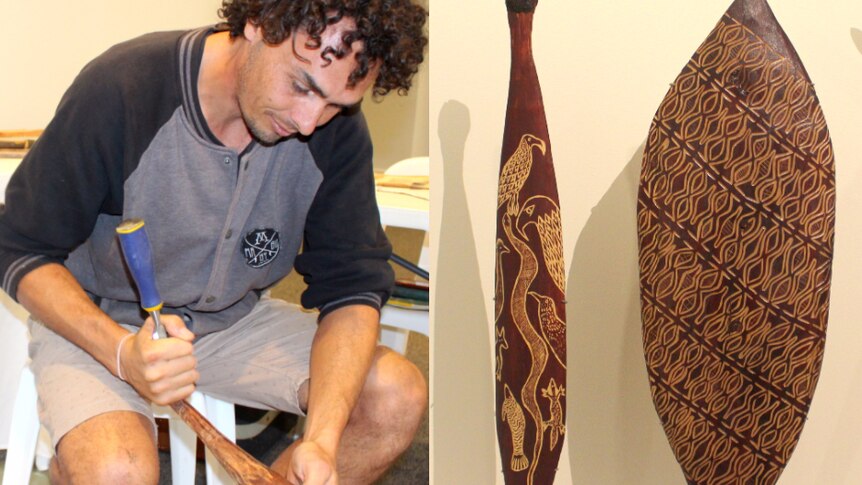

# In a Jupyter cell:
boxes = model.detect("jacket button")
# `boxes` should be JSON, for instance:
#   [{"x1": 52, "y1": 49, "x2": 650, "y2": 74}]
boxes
[{"x1": 205, "y1": 296, "x2": 215, "y2": 303}]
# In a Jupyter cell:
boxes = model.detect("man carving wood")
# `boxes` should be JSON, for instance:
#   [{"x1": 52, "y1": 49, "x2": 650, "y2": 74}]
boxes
[{"x1": 0, "y1": 1, "x2": 427, "y2": 483}]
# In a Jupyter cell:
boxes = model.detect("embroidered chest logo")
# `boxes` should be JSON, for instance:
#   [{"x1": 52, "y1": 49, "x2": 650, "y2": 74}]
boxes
[{"x1": 242, "y1": 228, "x2": 280, "y2": 268}]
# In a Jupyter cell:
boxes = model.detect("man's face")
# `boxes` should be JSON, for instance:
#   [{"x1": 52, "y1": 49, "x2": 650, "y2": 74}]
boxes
[{"x1": 237, "y1": 18, "x2": 377, "y2": 144}]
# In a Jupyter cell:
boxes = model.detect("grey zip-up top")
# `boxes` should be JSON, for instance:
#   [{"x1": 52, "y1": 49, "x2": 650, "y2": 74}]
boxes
[{"x1": 0, "y1": 27, "x2": 394, "y2": 336}]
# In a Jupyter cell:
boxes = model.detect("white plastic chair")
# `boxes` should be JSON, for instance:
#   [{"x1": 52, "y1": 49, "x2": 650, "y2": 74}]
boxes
[
  {"x1": 2, "y1": 365, "x2": 43, "y2": 485},
  {"x1": 379, "y1": 156, "x2": 430, "y2": 352},
  {"x1": 383, "y1": 156, "x2": 429, "y2": 177},
  {"x1": 1, "y1": 364, "x2": 236, "y2": 485},
  {"x1": 152, "y1": 393, "x2": 236, "y2": 485}
]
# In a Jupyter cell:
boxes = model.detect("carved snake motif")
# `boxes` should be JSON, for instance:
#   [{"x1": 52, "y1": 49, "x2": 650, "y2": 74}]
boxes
[{"x1": 503, "y1": 212, "x2": 549, "y2": 485}]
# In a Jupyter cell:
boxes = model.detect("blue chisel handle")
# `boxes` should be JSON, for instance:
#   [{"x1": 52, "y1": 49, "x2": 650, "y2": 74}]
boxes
[{"x1": 116, "y1": 218, "x2": 164, "y2": 314}]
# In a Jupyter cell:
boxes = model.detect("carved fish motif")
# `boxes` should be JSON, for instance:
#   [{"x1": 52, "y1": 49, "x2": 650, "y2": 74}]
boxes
[{"x1": 502, "y1": 384, "x2": 529, "y2": 472}]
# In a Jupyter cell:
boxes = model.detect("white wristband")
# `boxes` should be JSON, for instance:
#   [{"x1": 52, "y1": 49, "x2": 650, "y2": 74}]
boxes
[{"x1": 116, "y1": 333, "x2": 135, "y2": 381}]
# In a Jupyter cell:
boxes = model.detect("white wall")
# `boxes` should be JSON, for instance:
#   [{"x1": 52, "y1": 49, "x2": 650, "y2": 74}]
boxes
[
  {"x1": 363, "y1": 0, "x2": 430, "y2": 170},
  {"x1": 0, "y1": 0, "x2": 220, "y2": 129},
  {"x1": 431, "y1": 1, "x2": 862, "y2": 484}
]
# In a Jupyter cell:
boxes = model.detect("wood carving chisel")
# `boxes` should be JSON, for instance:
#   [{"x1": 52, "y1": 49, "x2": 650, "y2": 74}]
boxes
[
  {"x1": 116, "y1": 219, "x2": 167, "y2": 339},
  {"x1": 114, "y1": 217, "x2": 290, "y2": 484}
]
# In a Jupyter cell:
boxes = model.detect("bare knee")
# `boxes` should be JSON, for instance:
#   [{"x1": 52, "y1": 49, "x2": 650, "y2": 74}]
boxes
[
  {"x1": 358, "y1": 346, "x2": 428, "y2": 435},
  {"x1": 54, "y1": 411, "x2": 159, "y2": 485},
  {"x1": 56, "y1": 452, "x2": 159, "y2": 485},
  {"x1": 56, "y1": 440, "x2": 159, "y2": 485}
]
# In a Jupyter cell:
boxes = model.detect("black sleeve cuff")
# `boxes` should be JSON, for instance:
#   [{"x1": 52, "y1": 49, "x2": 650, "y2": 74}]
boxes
[
  {"x1": 1, "y1": 253, "x2": 65, "y2": 302},
  {"x1": 317, "y1": 291, "x2": 389, "y2": 322}
]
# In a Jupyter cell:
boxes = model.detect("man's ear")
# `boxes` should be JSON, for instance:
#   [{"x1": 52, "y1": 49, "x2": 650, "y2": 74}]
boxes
[{"x1": 243, "y1": 21, "x2": 262, "y2": 42}]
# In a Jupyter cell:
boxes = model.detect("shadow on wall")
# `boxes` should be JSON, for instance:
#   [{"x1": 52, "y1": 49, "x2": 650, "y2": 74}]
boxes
[
  {"x1": 819, "y1": 356, "x2": 862, "y2": 481},
  {"x1": 565, "y1": 142, "x2": 681, "y2": 484},
  {"x1": 822, "y1": 26, "x2": 862, "y2": 460},
  {"x1": 432, "y1": 100, "x2": 497, "y2": 483},
  {"x1": 851, "y1": 28, "x2": 862, "y2": 54}
]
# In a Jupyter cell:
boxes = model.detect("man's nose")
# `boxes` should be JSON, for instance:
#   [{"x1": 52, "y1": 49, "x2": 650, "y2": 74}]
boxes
[{"x1": 294, "y1": 99, "x2": 327, "y2": 136}]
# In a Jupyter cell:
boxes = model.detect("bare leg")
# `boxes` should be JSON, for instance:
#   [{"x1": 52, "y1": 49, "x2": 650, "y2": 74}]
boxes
[
  {"x1": 49, "y1": 411, "x2": 159, "y2": 485},
  {"x1": 273, "y1": 346, "x2": 428, "y2": 484}
]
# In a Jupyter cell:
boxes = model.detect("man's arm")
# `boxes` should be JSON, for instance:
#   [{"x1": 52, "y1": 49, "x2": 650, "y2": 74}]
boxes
[
  {"x1": 288, "y1": 108, "x2": 396, "y2": 484},
  {"x1": 285, "y1": 304, "x2": 380, "y2": 484},
  {"x1": 17, "y1": 263, "x2": 198, "y2": 405}
]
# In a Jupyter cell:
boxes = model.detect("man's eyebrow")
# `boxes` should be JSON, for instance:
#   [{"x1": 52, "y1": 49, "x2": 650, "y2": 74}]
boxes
[
  {"x1": 301, "y1": 70, "x2": 355, "y2": 110},
  {"x1": 301, "y1": 71, "x2": 328, "y2": 99}
]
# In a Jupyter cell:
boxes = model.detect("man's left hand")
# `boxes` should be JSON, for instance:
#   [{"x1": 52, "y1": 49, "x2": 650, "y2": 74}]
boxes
[{"x1": 283, "y1": 439, "x2": 338, "y2": 485}]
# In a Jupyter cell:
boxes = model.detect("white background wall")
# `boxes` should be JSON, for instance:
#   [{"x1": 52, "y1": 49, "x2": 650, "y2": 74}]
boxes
[
  {"x1": 363, "y1": 0, "x2": 429, "y2": 170},
  {"x1": 431, "y1": 1, "x2": 862, "y2": 484},
  {"x1": 1, "y1": 0, "x2": 218, "y2": 129}
]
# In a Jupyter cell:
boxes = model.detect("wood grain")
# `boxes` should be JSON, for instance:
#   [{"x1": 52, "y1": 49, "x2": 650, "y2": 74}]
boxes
[
  {"x1": 171, "y1": 400, "x2": 289, "y2": 484},
  {"x1": 638, "y1": 1, "x2": 834, "y2": 483},
  {"x1": 496, "y1": 0, "x2": 566, "y2": 483}
]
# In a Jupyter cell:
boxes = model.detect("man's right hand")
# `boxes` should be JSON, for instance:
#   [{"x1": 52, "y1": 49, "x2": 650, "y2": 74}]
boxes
[{"x1": 118, "y1": 314, "x2": 198, "y2": 405}]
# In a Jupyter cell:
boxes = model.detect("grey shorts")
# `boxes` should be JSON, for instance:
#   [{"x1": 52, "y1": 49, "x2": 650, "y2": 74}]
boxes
[{"x1": 28, "y1": 295, "x2": 317, "y2": 447}]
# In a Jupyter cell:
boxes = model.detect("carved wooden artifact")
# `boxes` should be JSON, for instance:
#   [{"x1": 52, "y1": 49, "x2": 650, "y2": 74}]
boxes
[
  {"x1": 496, "y1": 0, "x2": 566, "y2": 483},
  {"x1": 638, "y1": 1, "x2": 835, "y2": 483},
  {"x1": 171, "y1": 401, "x2": 289, "y2": 484}
]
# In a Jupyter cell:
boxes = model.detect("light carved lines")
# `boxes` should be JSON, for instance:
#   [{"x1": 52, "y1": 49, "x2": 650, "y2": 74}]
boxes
[
  {"x1": 638, "y1": 7, "x2": 834, "y2": 484},
  {"x1": 638, "y1": 195, "x2": 826, "y2": 340},
  {"x1": 641, "y1": 285, "x2": 810, "y2": 415},
  {"x1": 684, "y1": 17, "x2": 833, "y2": 177},
  {"x1": 650, "y1": 367, "x2": 785, "y2": 469},
  {"x1": 650, "y1": 120, "x2": 831, "y2": 255}
]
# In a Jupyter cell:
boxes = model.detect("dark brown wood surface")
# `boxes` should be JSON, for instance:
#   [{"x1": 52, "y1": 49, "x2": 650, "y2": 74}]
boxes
[
  {"x1": 638, "y1": 1, "x2": 834, "y2": 483},
  {"x1": 496, "y1": 1, "x2": 566, "y2": 483},
  {"x1": 171, "y1": 401, "x2": 289, "y2": 484}
]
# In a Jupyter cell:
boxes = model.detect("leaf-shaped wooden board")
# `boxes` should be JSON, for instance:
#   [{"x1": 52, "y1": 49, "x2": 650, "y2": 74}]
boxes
[{"x1": 637, "y1": 1, "x2": 834, "y2": 483}]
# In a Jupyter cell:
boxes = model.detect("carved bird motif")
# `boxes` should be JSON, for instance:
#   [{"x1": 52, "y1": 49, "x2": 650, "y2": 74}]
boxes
[
  {"x1": 501, "y1": 383, "x2": 529, "y2": 472},
  {"x1": 541, "y1": 378, "x2": 566, "y2": 450},
  {"x1": 495, "y1": 325, "x2": 510, "y2": 382},
  {"x1": 495, "y1": 238, "x2": 511, "y2": 323},
  {"x1": 528, "y1": 291, "x2": 566, "y2": 369},
  {"x1": 517, "y1": 195, "x2": 565, "y2": 294},
  {"x1": 498, "y1": 133, "x2": 546, "y2": 215}
]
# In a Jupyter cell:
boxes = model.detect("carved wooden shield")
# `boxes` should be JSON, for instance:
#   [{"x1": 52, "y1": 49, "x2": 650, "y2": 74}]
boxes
[
  {"x1": 496, "y1": 1, "x2": 566, "y2": 484},
  {"x1": 638, "y1": 1, "x2": 834, "y2": 483}
]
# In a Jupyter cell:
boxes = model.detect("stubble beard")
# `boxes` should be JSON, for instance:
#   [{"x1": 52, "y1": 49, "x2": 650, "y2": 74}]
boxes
[
  {"x1": 237, "y1": 46, "x2": 283, "y2": 147},
  {"x1": 241, "y1": 108, "x2": 281, "y2": 146}
]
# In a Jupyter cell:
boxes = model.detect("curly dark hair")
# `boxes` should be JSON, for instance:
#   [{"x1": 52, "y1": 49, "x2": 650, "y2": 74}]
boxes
[{"x1": 220, "y1": 0, "x2": 427, "y2": 97}]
